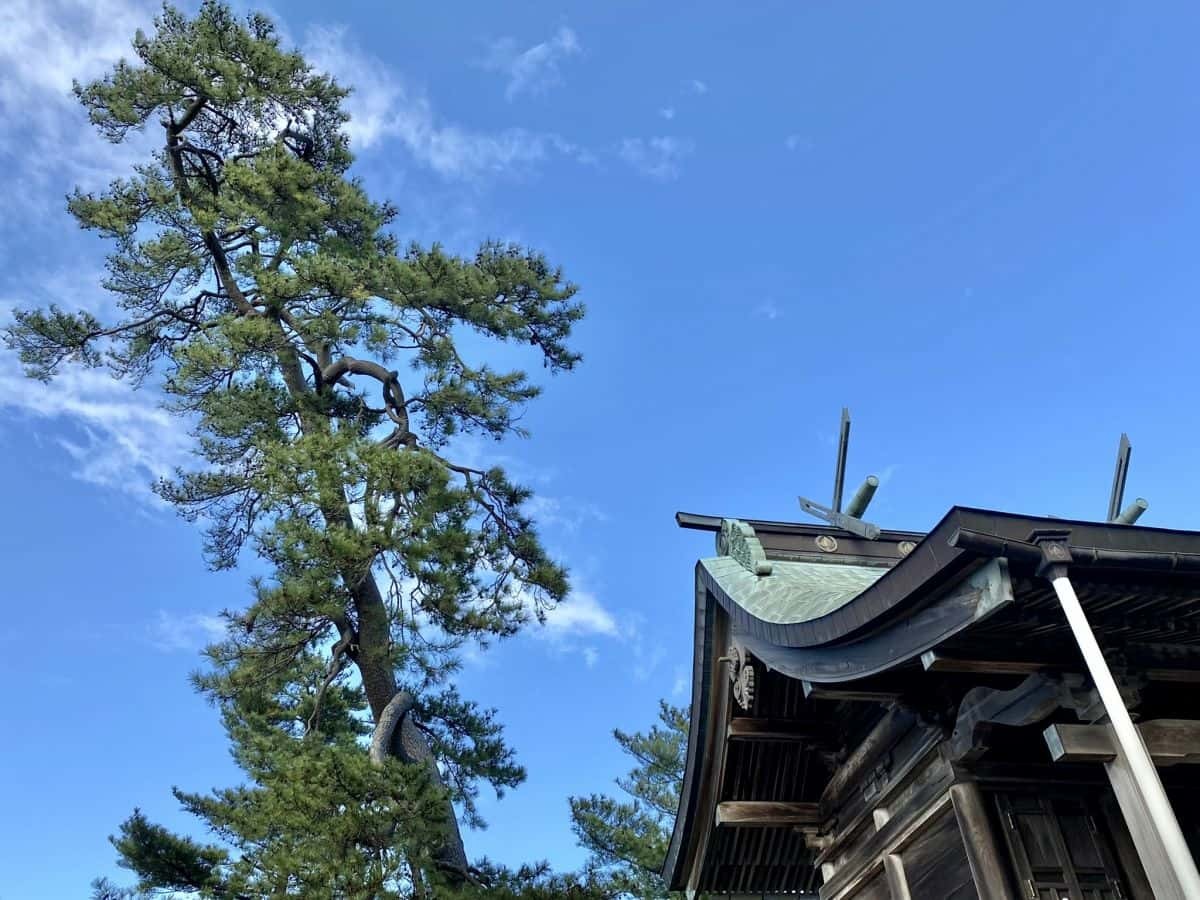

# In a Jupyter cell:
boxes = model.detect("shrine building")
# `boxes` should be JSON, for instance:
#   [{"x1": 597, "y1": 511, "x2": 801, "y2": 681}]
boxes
[{"x1": 664, "y1": 425, "x2": 1200, "y2": 899}]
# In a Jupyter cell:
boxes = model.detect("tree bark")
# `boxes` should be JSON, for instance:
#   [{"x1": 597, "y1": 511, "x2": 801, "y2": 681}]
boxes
[{"x1": 354, "y1": 575, "x2": 470, "y2": 883}]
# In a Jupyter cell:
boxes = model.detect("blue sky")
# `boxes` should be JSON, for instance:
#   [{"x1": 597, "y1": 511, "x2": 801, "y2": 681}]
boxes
[{"x1": 3, "y1": 0, "x2": 1200, "y2": 895}]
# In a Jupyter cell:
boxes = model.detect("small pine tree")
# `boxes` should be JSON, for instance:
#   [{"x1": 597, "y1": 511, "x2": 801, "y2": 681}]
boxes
[
  {"x1": 569, "y1": 702, "x2": 690, "y2": 899},
  {"x1": 6, "y1": 2, "x2": 593, "y2": 895}
]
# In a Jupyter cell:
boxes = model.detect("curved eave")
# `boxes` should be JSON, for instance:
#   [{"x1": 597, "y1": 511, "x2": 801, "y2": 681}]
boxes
[
  {"x1": 701, "y1": 506, "x2": 1200, "y2": 648},
  {"x1": 662, "y1": 577, "x2": 727, "y2": 891}
]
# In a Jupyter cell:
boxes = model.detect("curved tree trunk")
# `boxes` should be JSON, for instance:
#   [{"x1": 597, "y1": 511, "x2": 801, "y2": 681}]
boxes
[{"x1": 354, "y1": 570, "x2": 470, "y2": 885}]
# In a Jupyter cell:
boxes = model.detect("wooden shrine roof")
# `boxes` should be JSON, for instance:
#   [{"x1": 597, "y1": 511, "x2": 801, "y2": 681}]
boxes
[{"x1": 665, "y1": 507, "x2": 1200, "y2": 894}]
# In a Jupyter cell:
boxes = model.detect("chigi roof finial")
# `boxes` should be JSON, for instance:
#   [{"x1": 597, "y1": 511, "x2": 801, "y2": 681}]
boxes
[
  {"x1": 798, "y1": 407, "x2": 882, "y2": 539},
  {"x1": 1108, "y1": 432, "x2": 1148, "y2": 524}
]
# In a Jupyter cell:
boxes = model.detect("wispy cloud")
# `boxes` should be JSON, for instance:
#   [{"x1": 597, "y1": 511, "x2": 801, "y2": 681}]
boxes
[
  {"x1": 619, "y1": 136, "x2": 694, "y2": 180},
  {"x1": 672, "y1": 664, "x2": 689, "y2": 698},
  {"x1": 147, "y1": 610, "x2": 226, "y2": 652},
  {"x1": 524, "y1": 494, "x2": 608, "y2": 533},
  {"x1": 305, "y1": 25, "x2": 591, "y2": 179},
  {"x1": 684, "y1": 78, "x2": 708, "y2": 95},
  {"x1": 755, "y1": 299, "x2": 782, "y2": 320},
  {"x1": 0, "y1": 266, "x2": 193, "y2": 502},
  {"x1": 0, "y1": 363, "x2": 192, "y2": 501},
  {"x1": 784, "y1": 134, "x2": 813, "y2": 152},
  {"x1": 480, "y1": 26, "x2": 581, "y2": 101},
  {"x1": 658, "y1": 107, "x2": 676, "y2": 121},
  {"x1": 583, "y1": 646, "x2": 599, "y2": 668},
  {"x1": 0, "y1": 0, "x2": 156, "y2": 222}
]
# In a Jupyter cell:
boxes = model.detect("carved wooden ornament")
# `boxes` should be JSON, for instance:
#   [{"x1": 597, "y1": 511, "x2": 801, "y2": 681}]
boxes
[
  {"x1": 727, "y1": 643, "x2": 757, "y2": 711},
  {"x1": 717, "y1": 519, "x2": 773, "y2": 576}
]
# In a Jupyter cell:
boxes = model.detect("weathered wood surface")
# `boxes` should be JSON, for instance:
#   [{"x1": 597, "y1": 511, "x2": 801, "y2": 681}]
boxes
[
  {"x1": 948, "y1": 672, "x2": 1089, "y2": 763},
  {"x1": 896, "y1": 808, "x2": 976, "y2": 900},
  {"x1": 714, "y1": 801, "x2": 822, "y2": 828},
  {"x1": 819, "y1": 793, "x2": 956, "y2": 900},
  {"x1": 922, "y1": 650, "x2": 1200, "y2": 683},
  {"x1": 726, "y1": 717, "x2": 821, "y2": 742},
  {"x1": 1044, "y1": 719, "x2": 1200, "y2": 765},
  {"x1": 882, "y1": 855, "x2": 910, "y2": 900},
  {"x1": 949, "y1": 782, "x2": 1012, "y2": 900},
  {"x1": 1102, "y1": 734, "x2": 1195, "y2": 900},
  {"x1": 802, "y1": 681, "x2": 904, "y2": 702},
  {"x1": 922, "y1": 650, "x2": 1054, "y2": 675},
  {"x1": 820, "y1": 707, "x2": 917, "y2": 813}
]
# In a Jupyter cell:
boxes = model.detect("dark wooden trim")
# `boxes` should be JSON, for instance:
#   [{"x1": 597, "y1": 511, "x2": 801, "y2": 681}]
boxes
[
  {"x1": 818, "y1": 740, "x2": 949, "y2": 874},
  {"x1": 948, "y1": 673, "x2": 1082, "y2": 763},
  {"x1": 820, "y1": 707, "x2": 918, "y2": 814},
  {"x1": 1101, "y1": 793, "x2": 1156, "y2": 900},
  {"x1": 726, "y1": 717, "x2": 820, "y2": 742},
  {"x1": 819, "y1": 788, "x2": 956, "y2": 900},
  {"x1": 714, "y1": 801, "x2": 822, "y2": 828},
  {"x1": 921, "y1": 650, "x2": 1055, "y2": 675},
  {"x1": 1044, "y1": 720, "x2": 1200, "y2": 765},
  {"x1": 922, "y1": 651, "x2": 1200, "y2": 684},
  {"x1": 802, "y1": 681, "x2": 903, "y2": 702},
  {"x1": 949, "y1": 782, "x2": 1013, "y2": 900}
]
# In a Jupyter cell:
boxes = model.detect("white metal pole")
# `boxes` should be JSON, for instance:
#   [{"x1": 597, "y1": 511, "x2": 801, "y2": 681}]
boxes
[{"x1": 1050, "y1": 573, "x2": 1200, "y2": 895}]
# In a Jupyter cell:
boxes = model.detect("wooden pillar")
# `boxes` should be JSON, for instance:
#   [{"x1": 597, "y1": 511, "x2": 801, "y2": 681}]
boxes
[
  {"x1": 1047, "y1": 572, "x2": 1200, "y2": 900},
  {"x1": 949, "y1": 783, "x2": 1011, "y2": 900},
  {"x1": 882, "y1": 854, "x2": 911, "y2": 900},
  {"x1": 1103, "y1": 734, "x2": 1198, "y2": 900}
]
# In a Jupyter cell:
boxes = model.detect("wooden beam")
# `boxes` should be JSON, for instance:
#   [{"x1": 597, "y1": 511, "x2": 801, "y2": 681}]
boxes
[
  {"x1": 948, "y1": 673, "x2": 1078, "y2": 763},
  {"x1": 921, "y1": 651, "x2": 1200, "y2": 684},
  {"x1": 1045, "y1": 720, "x2": 1200, "y2": 766},
  {"x1": 714, "y1": 801, "x2": 821, "y2": 828},
  {"x1": 726, "y1": 717, "x2": 820, "y2": 742},
  {"x1": 921, "y1": 650, "x2": 1053, "y2": 675},
  {"x1": 1145, "y1": 668, "x2": 1200, "y2": 684},
  {"x1": 802, "y1": 680, "x2": 903, "y2": 702}
]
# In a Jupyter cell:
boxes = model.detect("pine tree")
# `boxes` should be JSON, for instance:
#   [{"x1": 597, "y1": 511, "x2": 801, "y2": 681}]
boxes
[
  {"x1": 5, "y1": 3, "x2": 591, "y2": 895},
  {"x1": 569, "y1": 702, "x2": 689, "y2": 899}
]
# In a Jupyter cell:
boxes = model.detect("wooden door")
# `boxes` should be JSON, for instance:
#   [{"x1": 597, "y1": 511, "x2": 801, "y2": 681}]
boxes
[{"x1": 993, "y1": 791, "x2": 1127, "y2": 900}]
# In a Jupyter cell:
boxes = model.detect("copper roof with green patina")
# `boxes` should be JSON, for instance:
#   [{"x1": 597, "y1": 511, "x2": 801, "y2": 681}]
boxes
[{"x1": 699, "y1": 554, "x2": 886, "y2": 625}]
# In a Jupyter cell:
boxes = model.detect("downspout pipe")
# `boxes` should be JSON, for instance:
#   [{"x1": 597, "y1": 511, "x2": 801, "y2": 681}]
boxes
[{"x1": 949, "y1": 528, "x2": 1200, "y2": 898}]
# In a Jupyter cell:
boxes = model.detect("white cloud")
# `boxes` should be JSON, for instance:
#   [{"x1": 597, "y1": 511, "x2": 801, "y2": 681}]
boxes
[
  {"x1": 0, "y1": 265, "x2": 193, "y2": 501},
  {"x1": 672, "y1": 664, "x2": 689, "y2": 698},
  {"x1": 147, "y1": 610, "x2": 226, "y2": 652},
  {"x1": 481, "y1": 26, "x2": 581, "y2": 101},
  {"x1": 785, "y1": 134, "x2": 813, "y2": 152},
  {"x1": 659, "y1": 107, "x2": 676, "y2": 120},
  {"x1": 0, "y1": 0, "x2": 156, "y2": 219},
  {"x1": 538, "y1": 588, "x2": 618, "y2": 639},
  {"x1": 583, "y1": 646, "x2": 599, "y2": 668},
  {"x1": 524, "y1": 494, "x2": 608, "y2": 533},
  {"x1": 619, "y1": 136, "x2": 694, "y2": 180},
  {"x1": 305, "y1": 25, "x2": 590, "y2": 179},
  {"x1": 0, "y1": 361, "x2": 193, "y2": 501},
  {"x1": 685, "y1": 78, "x2": 708, "y2": 95}
]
